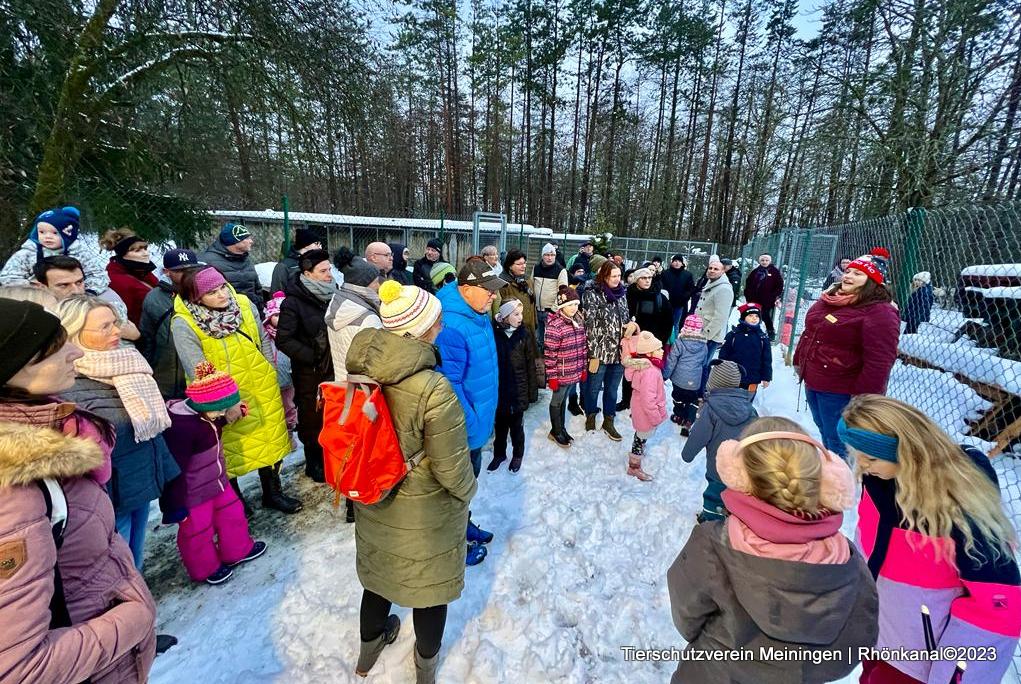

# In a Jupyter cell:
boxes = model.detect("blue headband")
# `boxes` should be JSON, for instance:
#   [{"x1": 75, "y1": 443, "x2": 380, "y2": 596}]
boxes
[{"x1": 836, "y1": 417, "x2": 899, "y2": 463}]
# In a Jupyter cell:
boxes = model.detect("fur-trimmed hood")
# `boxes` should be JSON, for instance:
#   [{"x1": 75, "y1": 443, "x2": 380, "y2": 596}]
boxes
[{"x1": 0, "y1": 421, "x2": 104, "y2": 487}]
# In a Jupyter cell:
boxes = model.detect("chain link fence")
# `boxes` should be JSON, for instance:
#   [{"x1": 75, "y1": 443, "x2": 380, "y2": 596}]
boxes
[{"x1": 742, "y1": 202, "x2": 1021, "y2": 676}]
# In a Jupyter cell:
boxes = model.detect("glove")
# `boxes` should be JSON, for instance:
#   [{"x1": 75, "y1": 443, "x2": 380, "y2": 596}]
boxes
[
  {"x1": 549, "y1": 378, "x2": 560, "y2": 391},
  {"x1": 581, "y1": 371, "x2": 588, "y2": 382}
]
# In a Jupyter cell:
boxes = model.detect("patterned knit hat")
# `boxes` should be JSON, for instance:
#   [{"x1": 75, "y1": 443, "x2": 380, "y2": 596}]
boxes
[
  {"x1": 264, "y1": 290, "x2": 285, "y2": 323},
  {"x1": 430, "y1": 262, "x2": 456, "y2": 287},
  {"x1": 679, "y1": 314, "x2": 704, "y2": 338},
  {"x1": 378, "y1": 280, "x2": 442, "y2": 339},
  {"x1": 186, "y1": 361, "x2": 241, "y2": 412},
  {"x1": 707, "y1": 359, "x2": 744, "y2": 391},
  {"x1": 219, "y1": 223, "x2": 252, "y2": 246},
  {"x1": 30, "y1": 206, "x2": 80, "y2": 253},
  {"x1": 555, "y1": 285, "x2": 580, "y2": 310},
  {"x1": 846, "y1": 257, "x2": 884, "y2": 285}
]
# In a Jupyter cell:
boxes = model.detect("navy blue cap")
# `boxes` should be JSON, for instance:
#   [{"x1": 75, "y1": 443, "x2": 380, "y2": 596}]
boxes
[{"x1": 163, "y1": 248, "x2": 203, "y2": 270}]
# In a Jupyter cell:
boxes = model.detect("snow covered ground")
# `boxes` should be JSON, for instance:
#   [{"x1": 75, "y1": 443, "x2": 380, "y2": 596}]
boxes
[{"x1": 142, "y1": 351, "x2": 1021, "y2": 683}]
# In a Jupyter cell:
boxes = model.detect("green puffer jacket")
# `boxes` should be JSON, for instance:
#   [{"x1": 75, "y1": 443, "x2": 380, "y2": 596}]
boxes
[{"x1": 345, "y1": 328, "x2": 478, "y2": 608}]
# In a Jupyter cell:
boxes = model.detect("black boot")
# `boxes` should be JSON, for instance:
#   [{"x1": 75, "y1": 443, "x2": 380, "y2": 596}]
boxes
[
  {"x1": 345, "y1": 498, "x2": 356, "y2": 523},
  {"x1": 155, "y1": 634, "x2": 178, "y2": 655},
  {"x1": 486, "y1": 454, "x2": 506, "y2": 471},
  {"x1": 230, "y1": 478, "x2": 254, "y2": 518},
  {"x1": 259, "y1": 465, "x2": 303, "y2": 514},
  {"x1": 304, "y1": 444, "x2": 326, "y2": 483},
  {"x1": 567, "y1": 396, "x2": 583, "y2": 416}
]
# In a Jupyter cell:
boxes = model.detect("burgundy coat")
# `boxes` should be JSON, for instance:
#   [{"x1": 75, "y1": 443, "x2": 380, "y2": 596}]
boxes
[
  {"x1": 793, "y1": 297, "x2": 900, "y2": 395},
  {"x1": 106, "y1": 259, "x2": 158, "y2": 326},
  {"x1": 743, "y1": 265, "x2": 784, "y2": 307},
  {"x1": 0, "y1": 419, "x2": 156, "y2": 683}
]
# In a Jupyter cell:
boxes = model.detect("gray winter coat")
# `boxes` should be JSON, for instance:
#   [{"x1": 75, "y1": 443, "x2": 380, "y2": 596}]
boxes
[
  {"x1": 681, "y1": 387, "x2": 756, "y2": 485},
  {"x1": 138, "y1": 282, "x2": 186, "y2": 399},
  {"x1": 198, "y1": 240, "x2": 264, "y2": 312},
  {"x1": 696, "y1": 276, "x2": 735, "y2": 343},
  {"x1": 60, "y1": 378, "x2": 180, "y2": 515},
  {"x1": 668, "y1": 521, "x2": 878, "y2": 684},
  {"x1": 665, "y1": 338, "x2": 708, "y2": 391}
]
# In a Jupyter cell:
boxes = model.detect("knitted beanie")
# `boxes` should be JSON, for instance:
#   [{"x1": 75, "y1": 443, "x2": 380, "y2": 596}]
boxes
[
  {"x1": 193, "y1": 267, "x2": 227, "y2": 301},
  {"x1": 635, "y1": 330, "x2": 663, "y2": 355},
  {"x1": 541, "y1": 243, "x2": 557, "y2": 256},
  {"x1": 0, "y1": 300, "x2": 63, "y2": 386},
  {"x1": 378, "y1": 280, "x2": 442, "y2": 339},
  {"x1": 496, "y1": 300, "x2": 523, "y2": 322},
  {"x1": 430, "y1": 262, "x2": 456, "y2": 287},
  {"x1": 628, "y1": 267, "x2": 653, "y2": 284},
  {"x1": 555, "y1": 285, "x2": 580, "y2": 309},
  {"x1": 219, "y1": 223, "x2": 252, "y2": 246},
  {"x1": 264, "y1": 290, "x2": 285, "y2": 323},
  {"x1": 707, "y1": 360, "x2": 743, "y2": 391},
  {"x1": 588, "y1": 254, "x2": 608, "y2": 273},
  {"x1": 846, "y1": 258, "x2": 884, "y2": 285},
  {"x1": 679, "y1": 314, "x2": 704, "y2": 337},
  {"x1": 913, "y1": 271, "x2": 931, "y2": 285},
  {"x1": 30, "y1": 206, "x2": 80, "y2": 254},
  {"x1": 186, "y1": 361, "x2": 242, "y2": 412},
  {"x1": 426, "y1": 238, "x2": 443, "y2": 252},
  {"x1": 293, "y1": 228, "x2": 319, "y2": 251},
  {"x1": 739, "y1": 302, "x2": 761, "y2": 320}
]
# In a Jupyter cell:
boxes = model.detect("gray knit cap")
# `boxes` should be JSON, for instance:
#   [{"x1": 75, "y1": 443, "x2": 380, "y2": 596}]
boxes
[
  {"x1": 334, "y1": 246, "x2": 383, "y2": 287},
  {"x1": 707, "y1": 360, "x2": 743, "y2": 391}
]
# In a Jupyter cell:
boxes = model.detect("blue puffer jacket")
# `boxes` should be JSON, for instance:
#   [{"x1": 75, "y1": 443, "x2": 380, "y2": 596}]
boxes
[
  {"x1": 719, "y1": 321, "x2": 773, "y2": 385},
  {"x1": 436, "y1": 285, "x2": 499, "y2": 450},
  {"x1": 61, "y1": 378, "x2": 179, "y2": 515},
  {"x1": 664, "y1": 338, "x2": 709, "y2": 391}
]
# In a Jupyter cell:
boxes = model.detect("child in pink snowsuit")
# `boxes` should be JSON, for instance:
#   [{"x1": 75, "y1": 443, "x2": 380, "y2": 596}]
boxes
[
  {"x1": 263, "y1": 290, "x2": 298, "y2": 431},
  {"x1": 161, "y1": 362, "x2": 267, "y2": 584},
  {"x1": 623, "y1": 330, "x2": 667, "y2": 481}
]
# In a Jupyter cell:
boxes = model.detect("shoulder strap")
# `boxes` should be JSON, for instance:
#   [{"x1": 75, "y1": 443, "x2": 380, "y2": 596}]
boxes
[{"x1": 36, "y1": 480, "x2": 72, "y2": 630}]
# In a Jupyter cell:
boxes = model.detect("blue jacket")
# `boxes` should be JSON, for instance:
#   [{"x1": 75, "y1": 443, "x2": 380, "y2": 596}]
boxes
[
  {"x1": 61, "y1": 377, "x2": 179, "y2": 515},
  {"x1": 902, "y1": 283, "x2": 934, "y2": 334},
  {"x1": 719, "y1": 321, "x2": 773, "y2": 385},
  {"x1": 664, "y1": 338, "x2": 708, "y2": 391},
  {"x1": 436, "y1": 284, "x2": 499, "y2": 450}
]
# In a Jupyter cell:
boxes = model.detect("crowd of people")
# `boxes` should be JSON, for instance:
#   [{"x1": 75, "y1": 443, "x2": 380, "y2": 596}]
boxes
[{"x1": 0, "y1": 207, "x2": 1016, "y2": 684}]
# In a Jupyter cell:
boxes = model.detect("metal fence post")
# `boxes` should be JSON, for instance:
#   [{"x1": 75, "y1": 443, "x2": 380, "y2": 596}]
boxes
[
  {"x1": 785, "y1": 230, "x2": 814, "y2": 365},
  {"x1": 899, "y1": 207, "x2": 925, "y2": 303}
]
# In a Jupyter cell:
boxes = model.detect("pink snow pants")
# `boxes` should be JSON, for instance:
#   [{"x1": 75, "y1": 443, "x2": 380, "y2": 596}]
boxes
[
  {"x1": 280, "y1": 384, "x2": 298, "y2": 430},
  {"x1": 177, "y1": 486, "x2": 254, "y2": 582}
]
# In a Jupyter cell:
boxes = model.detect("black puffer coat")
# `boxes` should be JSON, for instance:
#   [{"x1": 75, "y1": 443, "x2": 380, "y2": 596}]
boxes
[
  {"x1": 627, "y1": 283, "x2": 673, "y2": 343},
  {"x1": 275, "y1": 273, "x2": 334, "y2": 387},
  {"x1": 493, "y1": 320, "x2": 538, "y2": 414}
]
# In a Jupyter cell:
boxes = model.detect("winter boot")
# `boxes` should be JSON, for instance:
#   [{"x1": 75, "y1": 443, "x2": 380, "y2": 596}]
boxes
[
  {"x1": 415, "y1": 644, "x2": 440, "y2": 684},
  {"x1": 670, "y1": 414, "x2": 684, "y2": 425},
  {"x1": 601, "y1": 416, "x2": 622, "y2": 441},
  {"x1": 486, "y1": 454, "x2": 506, "y2": 471},
  {"x1": 567, "y1": 396, "x2": 583, "y2": 416},
  {"x1": 230, "y1": 478, "x2": 254, "y2": 518},
  {"x1": 627, "y1": 455, "x2": 653, "y2": 481},
  {"x1": 585, "y1": 413, "x2": 597, "y2": 431},
  {"x1": 467, "y1": 517, "x2": 493, "y2": 544},
  {"x1": 345, "y1": 498, "x2": 356, "y2": 523},
  {"x1": 259, "y1": 465, "x2": 303, "y2": 514},
  {"x1": 466, "y1": 541, "x2": 488, "y2": 566},
  {"x1": 304, "y1": 450, "x2": 326, "y2": 483},
  {"x1": 548, "y1": 430, "x2": 571, "y2": 448},
  {"x1": 615, "y1": 400, "x2": 629, "y2": 412},
  {"x1": 229, "y1": 540, "x2": 267, "y2": 567},
  {"x1": 355, "y1": 614, "x2": 401, "y2": 676},
  {"x1": 563, "y1": 429, "x2": 574, "y2": 443},
  {"x1": 508, "y1": 455, "x2": 523, "y2": 472},
  {"x1": 205, "y1": 565, "x2": 234, "y2": 585},
  {"x1": 680, "y1": 420, "x2": 693, "y2": 438}
]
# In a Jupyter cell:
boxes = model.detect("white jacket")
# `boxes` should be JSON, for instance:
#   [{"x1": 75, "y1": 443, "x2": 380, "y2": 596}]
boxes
[
  {"x1": 0, "y1": 239, "x2": 110, "y2": 293},
  {"x1": 325, "y1": 285, "x2": 383, "y2": 383},
  {"x1": 696, "y1": 277, "x2": 735, "y2": 343}
]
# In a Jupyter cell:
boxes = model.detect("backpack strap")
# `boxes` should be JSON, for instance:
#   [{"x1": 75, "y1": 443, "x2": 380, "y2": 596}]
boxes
[{"x1": 37, "y1": 479, "x2": 72, "y2": 630}]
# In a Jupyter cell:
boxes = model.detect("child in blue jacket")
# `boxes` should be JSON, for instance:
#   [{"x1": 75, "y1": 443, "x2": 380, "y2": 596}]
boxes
[
  {"x1": 719, "y1": 303, "x2": 772, "y2": 394},
  {"x1": 664, "y1": 314, "x2": 708, "y2": 435}
]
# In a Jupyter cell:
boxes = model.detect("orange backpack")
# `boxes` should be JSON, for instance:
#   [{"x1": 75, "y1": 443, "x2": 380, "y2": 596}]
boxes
[{"x1": 318, "y1": 380, "x2": 423, "y2": 506}]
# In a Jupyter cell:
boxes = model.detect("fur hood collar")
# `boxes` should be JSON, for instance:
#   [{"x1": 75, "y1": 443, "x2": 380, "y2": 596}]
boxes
[{"x1": 0, "y1": 421, "x2": 104, "y2": 487}]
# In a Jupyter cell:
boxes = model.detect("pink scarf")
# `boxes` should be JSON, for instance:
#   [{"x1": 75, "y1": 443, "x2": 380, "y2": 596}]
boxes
[
  {"x1": 723, "y1": 490, "x2": 851, "y2": 564},
  {"x1": 819, "y1": 289, "x2": 858, "y2": 307}
]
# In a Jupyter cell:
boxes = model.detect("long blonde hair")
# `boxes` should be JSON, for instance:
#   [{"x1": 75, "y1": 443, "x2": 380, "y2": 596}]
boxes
[
  {"x1": 740, "y1": 417, "x2": 823, "y2": 515},
  {"x1": 843, "y1": 395, "x2": 1017, "y2": 565},
  {"x1": 56, "y1": 294, "x2": 118, "y2": 345}
]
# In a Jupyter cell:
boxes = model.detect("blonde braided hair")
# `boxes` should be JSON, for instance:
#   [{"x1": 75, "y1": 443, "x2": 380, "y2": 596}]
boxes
[{"x1": 740, "y1": 417, "x2": 823, "y2": 515}]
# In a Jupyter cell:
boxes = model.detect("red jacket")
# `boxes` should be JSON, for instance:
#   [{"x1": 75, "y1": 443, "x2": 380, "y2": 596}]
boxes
[
  {"x1": 793, "y1": 297, "x2": 900, "y2": 395},
  {"x1": 106, "y1": 259, "x2": 158, "y2": 325}
]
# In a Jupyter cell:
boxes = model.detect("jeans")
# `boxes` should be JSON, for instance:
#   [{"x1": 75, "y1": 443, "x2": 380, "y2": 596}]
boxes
[
  {"x1": 761, "y1": 303, "x2": 777, "y2": 339},
  {"x1": 805, "y1": 388, "x2": 852, "y2": 458},
  {"x1": 360, "y1": 589, "x2": 447, "y2": 659},
  {"x1": 549, "y1": 384, "x2": 573, "y2": 435},
  {"x1": 583, "y1": 362, "x2": 625, "y2": 418},
  {"x1": 116, "y1": 501, "x2": 150, "y2": 570},
  {"x1": 469, "y1": 447, "x2": 482, "y2": 479},
  {"x1": 536, "y1": 310, "x2": 548, "y2": 353},
  {"x1": 494, "y1": 410, "x2": 525, "y2": 460},
  {"x1": 698, "y1": 340, "x2": 722, "y2": 397},
  {"x1": 671, "y1": 307, "x2": 685, "y2": 333}
]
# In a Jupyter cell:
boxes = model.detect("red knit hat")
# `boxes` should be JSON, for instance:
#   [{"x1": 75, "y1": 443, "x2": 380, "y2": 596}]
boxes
[
  {"x1": 870, "y1": 247, "x2": 891, "y2": 260},
  {"x1": 846, "y1": 258, "x2": 884, "y2": 285},
  {"x1": 186, "y1": 362, "x2": 241, "y2": 412},
  {"x1": 739, "y1": 302, "x2": 762, "y2": 319}
]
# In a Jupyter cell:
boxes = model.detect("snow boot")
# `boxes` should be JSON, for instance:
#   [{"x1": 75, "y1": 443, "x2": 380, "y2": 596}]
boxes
[
  {"x1": 548, "y1": 430, "x2": 571, "y2": 448},
  {"x1": 601, "y1": 417, "x2": 622, "y2": 441},
  {"x1": 585, "y1": 413, "x2": 597, "y2": 431},
  {"x1": 155, "y1": 634, "x2": 178, "y2": 656},
  {"x1": 563, "y1": 429, "x2": 574, "y2": 443},
  {"x1": 230, "y1": 478, "x2": 254, "y2": 518},
  {"x1": 205, "y1": 565, "x2": 234, "y2": 585},
  {"x1": 466, "y1": 541, "x2": 488, "y2": 566},
  {"x1": 627, "y1": 455, "x2": 653, "y2": 481},
  {"x1": 567, "y1": 396, "x2": 583, "y2": 416},
  {"x1": 304, "y1": 453, "x2": 326, "y2": 483},
  {"x1": 415, "y1": 645, "x2": 440, "y2": 684},
  {"x1": 345, "y1": 498, "x2": 356, "y2": 523},
  {"x1": 486, "y1": 454, "x2": 506, "y2": 471},
  {"x1": 680, "y1": 419, "x2": 692, "y2": 438},
  {"x1": 355, "y1": 614, "x2": 400, "y2": 676},
  {"x1": 259, "y1": 465, "x2": 303, "y2": 514},
  {"x1": 509, "y1": 455, "x2": 523, "y2": 472},
  {"x1": 229, "y1": 540, "x2": 267, "y2": 567},
  {"x1": 670, "y1": 414, "x2": 684, "y2": 425},
  {"x1": 467, "y1": 518, "x2": 493, "y2": 544}
]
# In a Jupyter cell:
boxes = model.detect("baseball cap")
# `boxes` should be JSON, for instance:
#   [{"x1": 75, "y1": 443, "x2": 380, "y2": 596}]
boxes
[
  {"x1": 457, "y1": 260, "x2": 507, "y2": 292},
  {"x1": 163, "y1": 248, "x2": 204, "y2": 270}
]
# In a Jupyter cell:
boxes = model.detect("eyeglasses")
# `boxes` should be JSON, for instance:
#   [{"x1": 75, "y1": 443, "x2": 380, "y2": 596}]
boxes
[
  {"x1": 371, "y1": 252, "x2": 393, "y2": 258},
  {"x1": 82, "y1": 320, "x2": 123, "y2": 334}
]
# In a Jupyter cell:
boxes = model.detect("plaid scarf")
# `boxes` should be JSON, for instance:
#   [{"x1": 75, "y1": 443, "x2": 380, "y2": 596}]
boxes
[
  {"x1": 183, "y1": 294, "x2": 244, "y2": 339},
  {"x1": 74, "y1": 347, "x2": 171, "y2": 443}
]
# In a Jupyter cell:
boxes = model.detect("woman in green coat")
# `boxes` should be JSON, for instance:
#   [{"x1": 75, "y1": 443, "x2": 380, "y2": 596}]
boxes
[{"x1": 345, "y1": 281, "x2": 477, "y2": 684}]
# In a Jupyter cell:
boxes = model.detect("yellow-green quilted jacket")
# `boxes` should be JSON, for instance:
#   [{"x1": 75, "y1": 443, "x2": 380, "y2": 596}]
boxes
[{"x1": 172, "y1": 293, "x2": 290, "y2": 477}]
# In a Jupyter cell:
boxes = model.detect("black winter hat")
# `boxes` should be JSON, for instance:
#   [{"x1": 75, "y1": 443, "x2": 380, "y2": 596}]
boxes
[
  {"x1": 0, "y1": 300, "x2": 63, "y2": 387},
  {"x1": 293, "y1": 228, "x2": 320, "y2": 251},
  {"x1": 426, "y1": 238, "x2": 443, "y2": 252}
]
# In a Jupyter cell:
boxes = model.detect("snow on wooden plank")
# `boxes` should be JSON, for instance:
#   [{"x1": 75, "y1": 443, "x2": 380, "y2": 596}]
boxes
[
  {"x1": 960, "y1": 264, "x2": 1021, "y2": 277},
  {"x1": 899, "y1": 336, "x2": 1021, "y2": 394}
]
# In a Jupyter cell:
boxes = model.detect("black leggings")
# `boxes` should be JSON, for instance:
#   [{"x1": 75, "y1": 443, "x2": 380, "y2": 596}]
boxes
[{"x1": 360, "y1": 589, "x2": 447, "y2": 658}]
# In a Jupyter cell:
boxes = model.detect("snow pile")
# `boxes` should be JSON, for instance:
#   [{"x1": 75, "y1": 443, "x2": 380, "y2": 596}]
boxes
[
  {"x1": 961, "y1": 264, "x2": 1021, "y2": 278},
  {"x1": 887, "y1": 362, "x2": 993, "y2": 447},
  {"x1": 899, "y1": 335, "x2": 1021, "y2": 394}
]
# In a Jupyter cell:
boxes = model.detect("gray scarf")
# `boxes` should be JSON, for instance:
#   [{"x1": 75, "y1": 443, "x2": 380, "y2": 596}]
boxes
[{"x1": 300, "y1": 274, "x2": 338, "y2": 304}]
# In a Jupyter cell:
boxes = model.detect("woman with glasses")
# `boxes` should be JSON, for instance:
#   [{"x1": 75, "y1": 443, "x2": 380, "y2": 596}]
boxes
[
  {"x1": 56, "y1": 294, "x2": 179, "y2": 569},
  {"x1": 170, "y1": 266, "x2": 300, "y2": 513}
]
